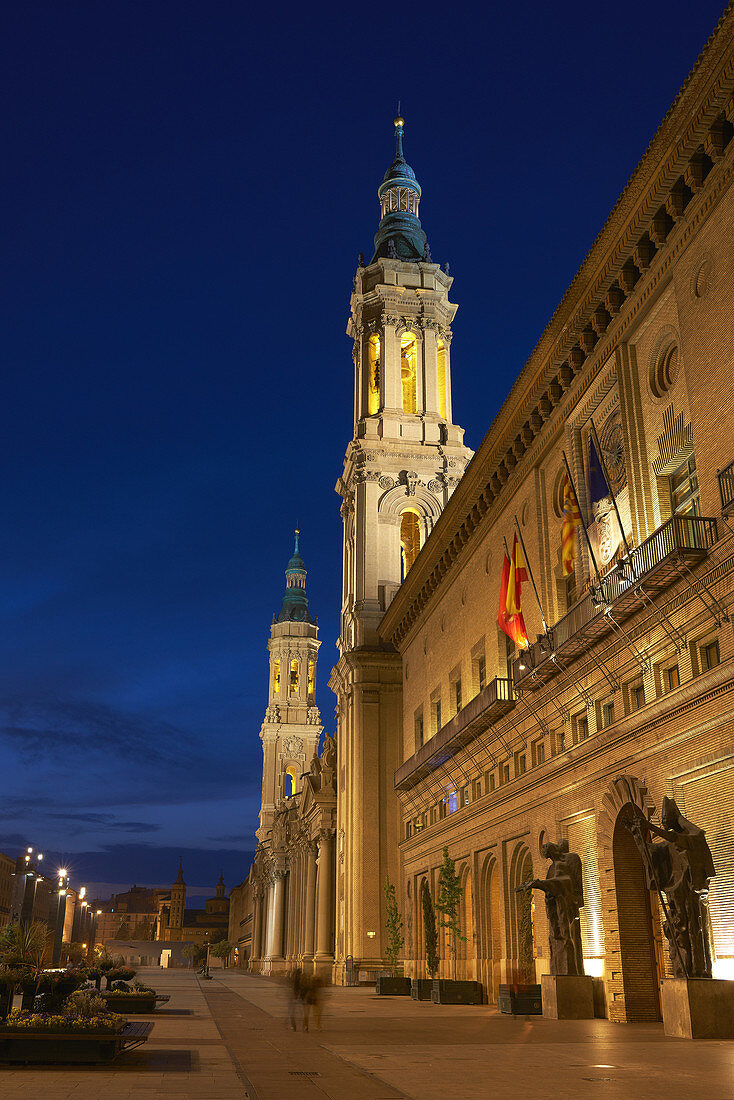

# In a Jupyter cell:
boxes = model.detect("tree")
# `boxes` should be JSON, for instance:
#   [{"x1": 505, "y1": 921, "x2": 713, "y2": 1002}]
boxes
[
  {"x1": 115, "y1": 919, "x2": 131, "y2": 940},
  {"x1": 0, "y1": 921, "x2": 52, "y2": 1009},
  {"x1": 383, "y1": 876, "x2": 404, "y2": 976},
  {"x1": 421, "y1": 881, "x2": 439, "y2": 979},
  {"x1": 435, "y1": 847, "x2": 466, "y2": 980},
  {"x1": 209, "y1": 939, "x2": 233, "y2": 969},
  {"x1": 182, "y1": 943, "x2": 205, "y2": 968}
]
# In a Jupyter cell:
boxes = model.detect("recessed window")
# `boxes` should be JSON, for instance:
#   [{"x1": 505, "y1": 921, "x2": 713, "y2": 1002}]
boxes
[
  {"x1": 630, "y1": 682, "x2": 645, "y2": 712},
  {"x1": 500, "y1": 762, "x2": 510, "y2": 785},
  {"x1": 414, "y1": 711, "x2": 424, "y2": 750},
  {"x1": 533, "y1": 740, "x2": 545, "y2": 766},
  {"x1": 701, "y1": 639, "x2": 720, "y2": 672},
  {"x1": 602, "y1": 700, "x2": 615, "y2": 727},
  {"x1": 650, "y1": 340, "x2": 680, "y2": 399},
  {"x1": 454, "y1": 679, "x2": 463, "y2": 714},
  {"x1": 486, "y1": 771, "x2": 495, "y2": 792},
  {"x1": 664, "y1": 665, "x2": 680, "y2": 692},
  {"x1": 472, "y1": 779, "x2": 482, "y2": 800},
  {"x1": 431, "y1": 696, "x2": 442, "y2": 735},
  {"x1": 670, "y1": 455, "x2": 700, "y2": 517},
  {"x1": 444, "y1": 790, "x2": 458, "y2": 814},
  {"x1": 474, "y1": 653, "x2": 486, "y2": 693},
  {"x1": 515, "y1": 752, "x2": 527, "y2": 776}
]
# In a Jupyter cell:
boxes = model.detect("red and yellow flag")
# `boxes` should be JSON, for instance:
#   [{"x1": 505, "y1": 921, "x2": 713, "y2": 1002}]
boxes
[
  {"x1": 499, "y1": 534, "x2": 529, "y2": 649},
  {"x1": 562, "y1": 474, "x2": 581, "y2": 576}
]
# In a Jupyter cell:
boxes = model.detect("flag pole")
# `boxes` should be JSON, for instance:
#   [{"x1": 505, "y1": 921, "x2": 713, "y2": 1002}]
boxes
[
  {"x1": 561, "y1": 449, "x2": 603, "y2": 588},
  {"x1": 589, "y1": 418, "x2": 635, "y2": 571},
  {"x1": 513, "y1": 514, "x2": 549, "y2": 634}
]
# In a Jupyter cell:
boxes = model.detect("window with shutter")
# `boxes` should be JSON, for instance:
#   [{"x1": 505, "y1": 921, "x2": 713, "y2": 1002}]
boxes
[
  {"x1": 679, "y1": 765, "x2": 734, "y2": 979},
  {"x1": 565, "y1": 814, "x2": 605, "y2": 974}
]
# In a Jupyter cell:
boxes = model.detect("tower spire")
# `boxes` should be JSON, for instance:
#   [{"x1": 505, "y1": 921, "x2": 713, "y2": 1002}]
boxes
[
  {"x1": 372, "y1": 114, "x2": 428, "y2": 263},
  {"x1": 276, "y1": 529, "x2": 316, "y2": 625}
]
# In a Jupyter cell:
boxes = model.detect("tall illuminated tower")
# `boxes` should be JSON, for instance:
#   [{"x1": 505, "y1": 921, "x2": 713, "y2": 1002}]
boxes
[
  {"x1": 330, "y1": 117, "x2": 471, "y2": 980},
  {"x1": 256, "y1": 531, "x2": 323, "y2": 845}
]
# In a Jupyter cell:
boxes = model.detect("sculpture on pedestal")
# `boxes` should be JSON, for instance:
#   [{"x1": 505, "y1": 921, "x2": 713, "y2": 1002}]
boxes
[
  {"x1": 516, "y1": 840, "x2": 585, "y2": 976},
  {"x1": 624, "y1": 797, "x2": 715, "y2": 978}
]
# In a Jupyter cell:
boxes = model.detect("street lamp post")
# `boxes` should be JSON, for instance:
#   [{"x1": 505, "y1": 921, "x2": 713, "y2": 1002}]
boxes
[{"x1": 52, "y1": 870, "x2": 68, "y2": 967}]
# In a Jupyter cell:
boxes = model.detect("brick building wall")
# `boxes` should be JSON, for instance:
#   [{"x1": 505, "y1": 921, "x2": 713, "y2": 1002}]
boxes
[{"x1": 379, "y1": 10, "x2": 734, "y2": 1022}]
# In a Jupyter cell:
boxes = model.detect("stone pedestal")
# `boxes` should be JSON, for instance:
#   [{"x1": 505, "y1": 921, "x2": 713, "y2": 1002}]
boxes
[
  {"x1": 661, "y1": 978, "x2": 734, "y2": 1039},
  {"x1": 541, "y1": 974, "x2": 595, "y2": 1019}
]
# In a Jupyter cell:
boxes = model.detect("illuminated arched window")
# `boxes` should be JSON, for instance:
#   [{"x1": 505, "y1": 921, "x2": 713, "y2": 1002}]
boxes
[
  {"x1": 401, "y1": 332, "x2": 417, "y2": 414},
  {"x1": 367, "y1": 334, "x2": 381, "y2": 415},
  {"x1": 272, "y1": 659, "x2": 280, "y2": 696},
  {"x1": 437, "y1": 340, "x2": 447, "y2": 420},
  {"x1": 289, "y1": 659, "x2": 299, "y2": 695},
  {"x1": 307, "y1": 660, "x2": 315, "y2": 699},
  {"x1": 400, "y1": 509, "x2": 421, "y2": 577},
  {"x1": 284, "y1": 766, "x2": 297, "y2": 798}
]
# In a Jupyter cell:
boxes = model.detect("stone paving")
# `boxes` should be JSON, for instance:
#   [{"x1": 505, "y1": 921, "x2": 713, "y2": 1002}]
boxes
[{"x1": 2, "y1": 968, "x2": 734, "y2": 1098}]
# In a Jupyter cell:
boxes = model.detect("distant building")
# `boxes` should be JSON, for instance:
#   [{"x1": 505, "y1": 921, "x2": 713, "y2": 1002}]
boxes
[
  {"x1": 91, "y1": 885, "x2": 164, "y2": 944},
  {"x1": 0, "y1": 851, "x2": 14, "y2": 928},
  {"x1": 156, "y1": 864, "x2": 230, "y2": 943}
]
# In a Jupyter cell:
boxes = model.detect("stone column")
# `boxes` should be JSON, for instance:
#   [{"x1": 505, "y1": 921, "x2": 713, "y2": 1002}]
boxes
[
  {"x1": 303, "y1": 842, "x2": 317, "y2": 959},
  {"x1": 252, "y1": 890, "x2": 264, "y2": 967},
  {"x1": 269, "y1": 871, "x2": 285, "y2": 960},
  {"x1": 315, "y1": 831, "x2": 335, "y2": 961}
]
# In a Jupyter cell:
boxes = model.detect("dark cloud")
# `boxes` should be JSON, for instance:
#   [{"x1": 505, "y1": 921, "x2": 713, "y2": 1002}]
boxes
[{"x1": 45, "y1": 811, "x2": 161, "y2": 833}]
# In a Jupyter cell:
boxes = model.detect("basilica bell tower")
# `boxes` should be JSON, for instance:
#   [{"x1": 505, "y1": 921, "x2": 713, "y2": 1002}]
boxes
[
  {"x1": 330, "y1": 117, "x2": 471, "y2": 981},
  {"x1": 257, "y1": 531, "x2": 323, "y2": 845}
]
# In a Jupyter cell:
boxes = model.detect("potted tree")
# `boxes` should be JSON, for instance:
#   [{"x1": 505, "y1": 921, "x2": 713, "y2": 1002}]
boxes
[
  {"x1": 376, "y1": 877, "x2": 410, "y2": 995},
  {"x1": 412, "y1": 880, "x2": 438, "y2": 1000},
  {"x1": 497, "y1": 881, "x2": 541, "y2": 1014},
  {"x1": 432, "y1": 848, "x2": 482, "y2": 1004}
]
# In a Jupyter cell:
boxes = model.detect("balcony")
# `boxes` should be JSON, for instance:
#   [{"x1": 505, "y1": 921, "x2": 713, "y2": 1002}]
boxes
[
  {"x1": 394, "y1": 677, "x2": 515, "y2": 792},
  {"x1": 719, "y1": 459, "x2": 734, "y2": 515},
  {"x1": 513, "y1": 513, "x2": 719, "y2": 690}
]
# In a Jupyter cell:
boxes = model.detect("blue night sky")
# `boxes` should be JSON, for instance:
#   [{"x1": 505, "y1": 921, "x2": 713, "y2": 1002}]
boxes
[{"x1": 1, "y1": 1, "x2": 726, "y2": 901}]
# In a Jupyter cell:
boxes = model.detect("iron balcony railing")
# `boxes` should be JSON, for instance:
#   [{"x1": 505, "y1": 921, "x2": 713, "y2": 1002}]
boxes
[
  {"x1": 513, "y1": 513, "x2": 718, "y2": 689},
  {"x1": 719, "y1": 459, "x2": 734, "y2": 515},
  {"x1": 394, "y1": 677, "x2": 515, "y2": 792}
]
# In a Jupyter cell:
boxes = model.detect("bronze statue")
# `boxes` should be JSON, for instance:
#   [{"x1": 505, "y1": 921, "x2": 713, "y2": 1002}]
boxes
[
  {"x1": 624, "y1": 797, "x2": 715, "y2": 979},
  {"x1": 516, "y1": 840, "x2": 585, "y2": 976}
]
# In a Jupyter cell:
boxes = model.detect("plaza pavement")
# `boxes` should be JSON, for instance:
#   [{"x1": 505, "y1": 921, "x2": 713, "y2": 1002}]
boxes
[{"x1": 1, "y1": 967, "x2": 734, "y2": 1098}]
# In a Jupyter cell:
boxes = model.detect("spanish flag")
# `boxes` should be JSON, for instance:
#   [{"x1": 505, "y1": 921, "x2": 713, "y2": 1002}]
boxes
[
  {"x1": 562, "y1": 474, "x2": 581, "y2": 576},
  {"x1": 499, "y1": 534, "x2": 529, "y2": 649}
]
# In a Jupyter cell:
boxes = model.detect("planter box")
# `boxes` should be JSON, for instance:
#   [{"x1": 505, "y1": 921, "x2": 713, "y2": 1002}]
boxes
[
  {"x1": 0, "y1": 1021, "x2": 153, "y2": 1064},
  {"x1": 103, "y1": 993, "x2": 156, "y2": 1014},
  {"x1": 431, "y1": 980, "x2": 482, "y2": 1005},
  {"x1": 375, "y1": 976, "x2": 411, "y2": 996},
  {"x1": 411, "y1": 979, "x2": 434, "y2": 1001},
  {"x1": 497, "y1": 984, "x2": 542, "y2": 1015}
]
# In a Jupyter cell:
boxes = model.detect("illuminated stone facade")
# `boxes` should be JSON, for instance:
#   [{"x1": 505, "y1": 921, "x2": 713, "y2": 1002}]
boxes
[
  {"x1": 329, "y1": 118, "x2": 472, "y2": 980},
  {"x1": 379, "y1": 14, "x2": 734, "y2": 1022}
]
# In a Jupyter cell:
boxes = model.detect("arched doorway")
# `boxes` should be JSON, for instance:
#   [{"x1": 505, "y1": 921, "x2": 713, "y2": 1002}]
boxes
[
  {"x1": 458, "y1": 865, "x2": 475, "y2": 980},
  {"x1": 612, "y1": 811, "x2": 661, "y2": 1021},
  {"x1": 477, "y1": 855, "x2": 501, "y2": 1000},
  {"x1": 508, "y1": 844, "x2": 535, "y2": 984}
]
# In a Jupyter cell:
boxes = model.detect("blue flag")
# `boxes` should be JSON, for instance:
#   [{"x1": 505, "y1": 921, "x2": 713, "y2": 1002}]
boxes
[{"x1": 588, "y1": 435, "x2": 611, "y2": 505}]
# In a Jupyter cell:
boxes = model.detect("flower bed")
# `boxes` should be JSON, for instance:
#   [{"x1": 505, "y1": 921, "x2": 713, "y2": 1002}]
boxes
[{"x1": 0, "y1": 1009, "x2": 133, "y2": 1064}]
